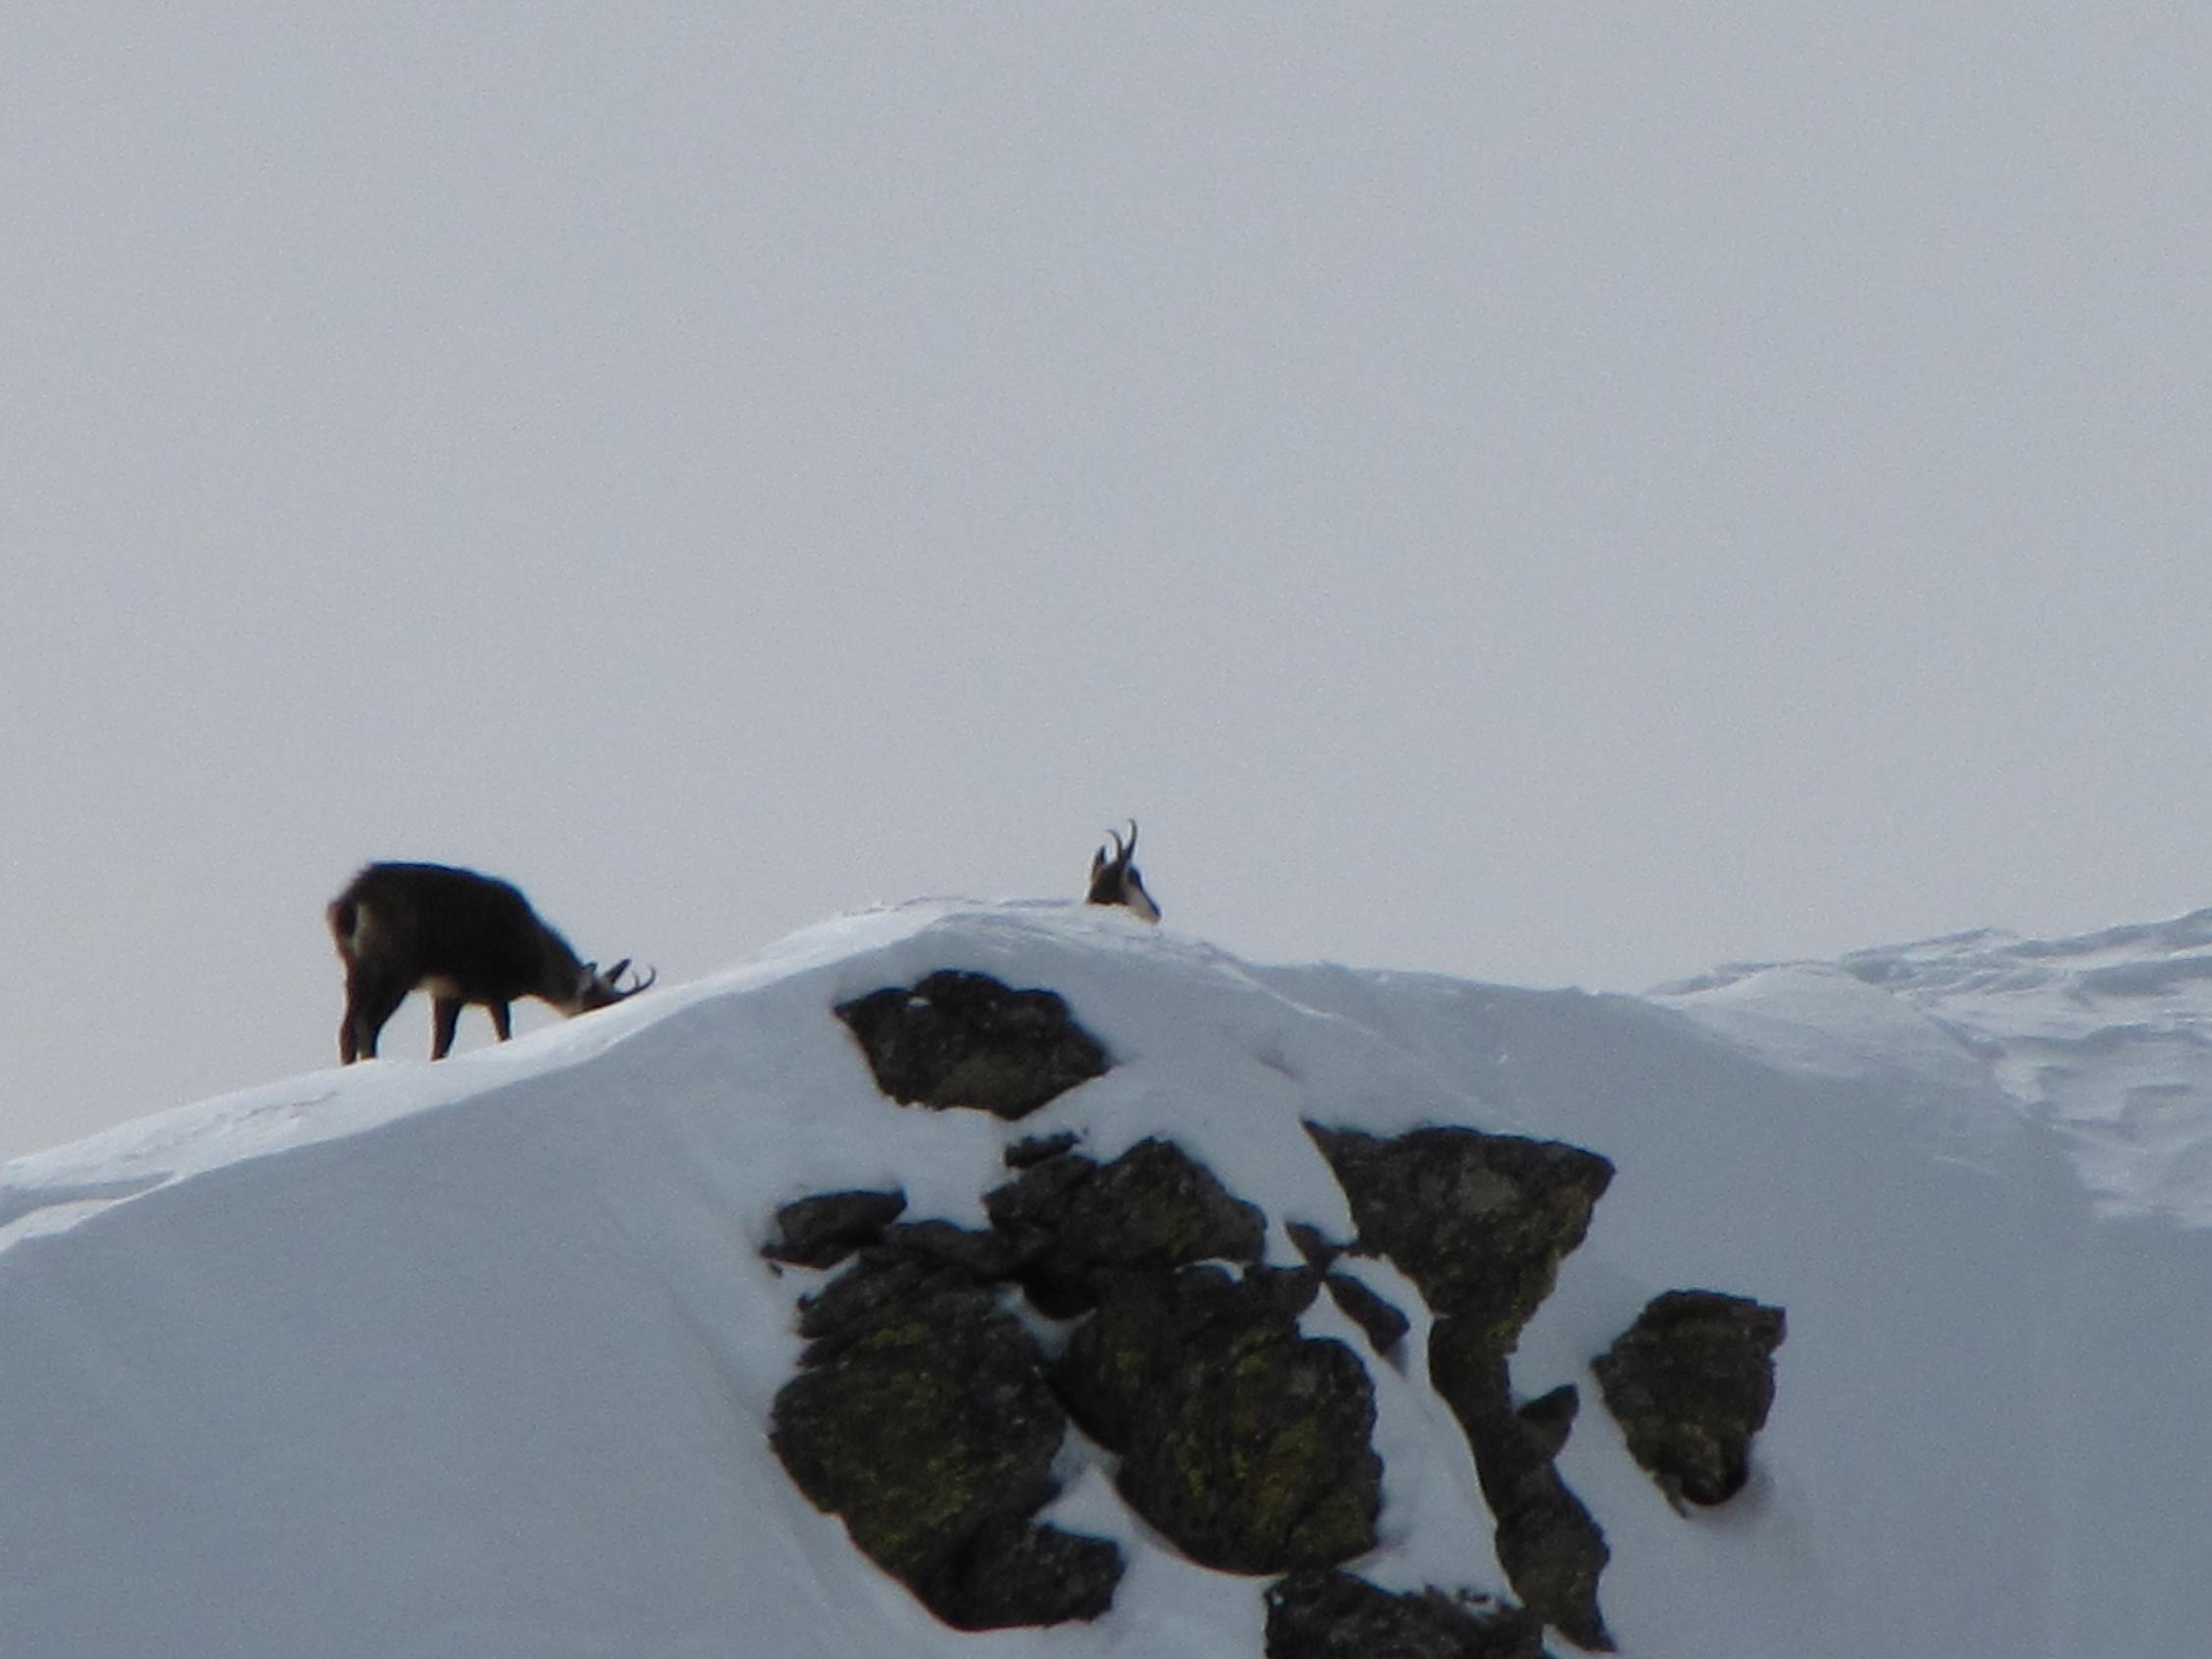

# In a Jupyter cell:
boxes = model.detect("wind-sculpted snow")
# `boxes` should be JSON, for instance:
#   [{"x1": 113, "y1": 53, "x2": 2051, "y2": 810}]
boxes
[
  {"x1": 1658, "y1": 907, "x2": 2212, "y2": 1223},
  {"x1": 1, "y1": 899, "x2": 2208, "y2": 1657}
]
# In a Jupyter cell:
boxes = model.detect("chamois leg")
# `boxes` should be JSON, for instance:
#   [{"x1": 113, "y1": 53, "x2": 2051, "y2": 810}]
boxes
[
  {"x1": 341, "y1": 975, "x2": 410, "y2": 1064},
  {"x1": 430, "y1": 996, "x2": 465, "y2": 1060}
]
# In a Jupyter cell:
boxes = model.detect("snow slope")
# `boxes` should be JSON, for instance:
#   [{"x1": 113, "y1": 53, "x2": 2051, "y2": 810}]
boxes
[{"x1": 3, "y1": 901, "x2": 2207, "y2": 1658}]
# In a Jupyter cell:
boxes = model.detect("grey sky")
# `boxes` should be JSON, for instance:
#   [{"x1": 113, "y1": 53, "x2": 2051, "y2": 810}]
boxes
[{"x1": 4, "y1": 4, "x2": 2208, "y2": 1160}]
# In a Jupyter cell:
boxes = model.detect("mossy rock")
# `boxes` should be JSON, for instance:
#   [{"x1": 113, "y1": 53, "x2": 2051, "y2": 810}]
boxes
[
  {"x1": 986, "y1": 1137, "x2": 1268, "y2": 1314},
  {"x1": 770, "y1": 1245, "x2": 1122, "y2": 1628},
  {"x1": 937, "y1": 1518, "x2": 1124, "y2": 1630},
  {"x1": 1058, "y1": 1263, "x2": 1380, "y2": 1574},
  {"x1": 1431, "y1": 1319, "x2": 1612, "y2": 1652},
  {"x1": 1307, "y1": 1123, "x2": 1613, "y2": 1354},
  {"x1": 1592, "y1": 1289, "x2": 1786, "y2": 1508},
  {"x1": 1323, "y1": 1270, "x2": 1411, "y2": 1365},
  {"x1": 835, "y1": 970, "x2": 1109, "y2": 1119}
]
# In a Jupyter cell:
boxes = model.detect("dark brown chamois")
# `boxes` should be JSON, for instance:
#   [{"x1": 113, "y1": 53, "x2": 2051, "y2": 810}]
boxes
[
  {"x1": 1085, "y1": 821, "x2": 1160, "y2": 922},
  {"x1": 327, "y1": 862, "x2": 654, "y2": 1063}
]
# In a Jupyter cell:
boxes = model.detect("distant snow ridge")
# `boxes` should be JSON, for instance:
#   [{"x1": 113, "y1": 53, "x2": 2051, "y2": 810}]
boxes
[{"x1": 1657, "y1": 907, "x2": 2212, "y2": 1223}]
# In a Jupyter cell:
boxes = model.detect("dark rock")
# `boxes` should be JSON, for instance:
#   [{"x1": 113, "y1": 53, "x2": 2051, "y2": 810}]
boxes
[
  {"x1": 936, "y1": 1518, "x2": 1125, "y2": 1630},
  {"x1": 882, "y1": 1218, "x2": 1024, "y2": 1279},
  {"x1": 1005, "y1": 1130, "x2": 1082, "y2": 1169},
  {"x1": 1287, "y1": 1220, "x2": 1343, "y2": 1269},
  {"x1": 762, "y1": 1189, "x2": 907, "y2": 1267},
  {"x1": 1324, "y1": 1270, "x2": 1411, "y2": 1365},
  {"x1": 1118, "y1": 1333, "x2": 1378, "y2": 1577},
  {"x1": 1307, "y1": 1123, "x2": 1613, "y2": 1353},
  {"x1": 1056, "y1": 1264, "x2": 1322, "y2": 1449},
  {"x1": 1265, "y1": 1570, "x2": 1546, "y2": 1659},
  {"x1": 1310, "y1": 1123, "x2": 1616, "y2": 1644},
  {"x1": 835, "y1": 970, "x2": 1109, "y2": 1119},
  {"x1": 770, "y1": 1247, "x2": 1122, "y2": 1628},
  {"x1": 1517, "y1": 1384, "x2": 1580, "y2": 1464},
  {"x1": 1592, "y1": 1289, "x2": 1787, "y2": 1508},
  {"x1": 1431, "y1": 1321, "x2": 1612, "y2": 1652},
  {"x1": 1056, "y1": 1263, "x2": 1379, "y2": 1574},
  {"x1": 987, "y1": 1142, "x2": 1098, "y2": 1216},
  {"x1": 986, "y1": 1138, "x2": 1268, "y2": 1315},
  {"x1": 792, "y1": 1250, "x2": 973, "y2": 1351},
  {"x1": 1491, "y1": 1483, "x2": 1612, "y2": 1654}
]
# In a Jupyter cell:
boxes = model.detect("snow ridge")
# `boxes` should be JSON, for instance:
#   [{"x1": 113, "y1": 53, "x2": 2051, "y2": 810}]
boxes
[{"x1": 1660, "y1": 906, "x2": 2212, "y2": 1221}]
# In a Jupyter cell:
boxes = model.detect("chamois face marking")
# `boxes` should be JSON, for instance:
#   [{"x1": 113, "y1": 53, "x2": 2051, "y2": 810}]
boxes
[
  {"x1": 327, "y1": 861, "x2": 654, "y2": 1062},
  {"x1": 1086, "y1": 821, "x2": 1160, "y2": 922}
]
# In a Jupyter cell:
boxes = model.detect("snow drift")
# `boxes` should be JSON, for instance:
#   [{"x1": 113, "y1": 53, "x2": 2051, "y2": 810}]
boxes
[{"x1": 3, "y1": 900, "x2": 2208, "y2": 1657}]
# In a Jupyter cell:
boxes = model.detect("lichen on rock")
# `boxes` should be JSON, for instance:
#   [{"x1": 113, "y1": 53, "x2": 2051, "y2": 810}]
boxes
[
  {"x1": 776, "y1": 980, "x2": 1747, "y2": 1649},
  {"x1": 1430, "y1": 1324, "x2": 1613, "y2": 1652},
  {"x1": 834, "y1": 969, "x2": 1109, "y2": 1119},
  {"x1": 1305, "y1": 1122, "x2": 1613, "y2": 1354},
  {"x1": 984, "y1": 1136, "x2": 1267, "y2": 1315},
  {"x1": 1592, "y1": 1289, "x2": 1786, "y2": 1508},
  {"x1": 768, "y1": 1243, "x2": 1122, "y2": 1629},
  {"x1": 1311, "y1": 1122, "x2": 1618, "y2": 1650},
  {"x1": 1056, "y1": 1263, "x2": 1382, "y2": 1574}
]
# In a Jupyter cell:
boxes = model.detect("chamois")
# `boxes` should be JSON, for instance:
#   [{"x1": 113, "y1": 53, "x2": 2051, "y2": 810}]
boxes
[
  {"x1": 328, "y1": 862, "x2": 654, "y2": 1062},
  {"x1": 1086, "y1": 821, "x2": 1160, "y2": 922}
]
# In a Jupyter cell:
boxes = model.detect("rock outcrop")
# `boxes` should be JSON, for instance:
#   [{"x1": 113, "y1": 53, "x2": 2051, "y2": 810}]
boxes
[
  {"x1": 762, "y1": 1188, "x2": 908, "y2": 1268},
  {"x1": 768, "y1": 1239, "x2": 1122, "y2": 1629},
  {"x1": 1265, "y1": 1570, "x2": 1547, "y2": 1659},
  {"x1": 1310, "y1": 1122, "x2": 1617, "y2": 1648},
  {"x1": 779, "y1": 969, "x2": 1783, "y2": 1650},
  {"x1": 1592, "y1": 1290, "x2": 1787, "y2": 1508},
  {"x1": 1288, "y1": 1222, "x2": 1412, "y2": 1366},
  {"x1": 1429, "y1": 1330, "x2": 1612, "y2": 1652},
  {"x1": 834, "y1": 969, "x2": 1109, "y2": 1119},
  {"x1": 769, "y1": 1132, "x2": 1377, "y2": 1612},
  {"x1": 1306, "y1": 1124, "x2": 1613, "y2": 1354},
  {"x1": 984, "y1": 1135, "x2": 1267, "y2": 1314},
  {"x1": 1056, "y1": 1263, "x2": 1382, "y2": 1573}
]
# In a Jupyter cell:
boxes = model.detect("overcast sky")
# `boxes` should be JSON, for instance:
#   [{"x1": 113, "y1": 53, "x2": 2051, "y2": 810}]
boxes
[{"x1": 4, "y1": 4, "x2": 2207, "y2": 1160}]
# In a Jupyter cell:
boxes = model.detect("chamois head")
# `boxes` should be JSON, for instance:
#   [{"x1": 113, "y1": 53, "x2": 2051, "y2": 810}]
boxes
[
  {"x1": 328, "y1": 862, "x2": 655, "y2": 1062},
  {"x1": 1086, "y1": 820, "x2": 1160, "y2": 922}
]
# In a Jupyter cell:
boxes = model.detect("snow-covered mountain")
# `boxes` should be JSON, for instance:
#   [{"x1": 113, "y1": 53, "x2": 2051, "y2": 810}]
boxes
[{"x1": 3, "y1": 900, "x2": 2207, "y2": 1658}]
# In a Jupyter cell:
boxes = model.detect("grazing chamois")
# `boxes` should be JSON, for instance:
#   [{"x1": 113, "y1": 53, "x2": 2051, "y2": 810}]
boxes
[
  {"x1": 1085, "y1": 821, "x2": 1160, "y2": 922},
  {"x1": 327, "y1": 862, "x2": 654, "y2": 1063}
]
